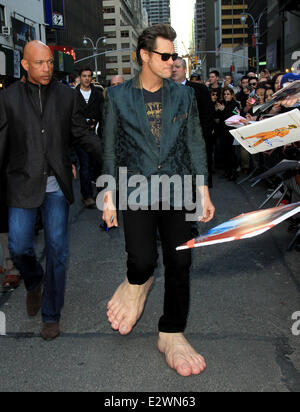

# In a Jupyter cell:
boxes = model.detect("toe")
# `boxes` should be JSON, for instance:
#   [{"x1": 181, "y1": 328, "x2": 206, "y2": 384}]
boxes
[{"x1": 177, "y1": 361, "x2": 193, "y2": 377}]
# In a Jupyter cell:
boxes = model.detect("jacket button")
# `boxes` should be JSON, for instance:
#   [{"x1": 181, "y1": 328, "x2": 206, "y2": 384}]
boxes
[
  {"x1": 41, "y1": 129, "x2": 45, "y2": 134},
  {"x1": 158, "y1": 165, "x2": 162, "y2": 169}
]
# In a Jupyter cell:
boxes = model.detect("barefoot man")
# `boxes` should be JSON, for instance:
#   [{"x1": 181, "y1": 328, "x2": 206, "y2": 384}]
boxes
[{"x1": 102, "y1": 24, "x2": 215, "y2": 377}]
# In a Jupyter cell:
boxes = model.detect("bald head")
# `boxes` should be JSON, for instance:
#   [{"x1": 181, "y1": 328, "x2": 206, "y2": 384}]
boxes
[
  {"x1": 110, "y1": 75, "x2": 124, "y2": 87},
  {"x1": 21, "y1": 40, "x2": 54, "y2": 86}
]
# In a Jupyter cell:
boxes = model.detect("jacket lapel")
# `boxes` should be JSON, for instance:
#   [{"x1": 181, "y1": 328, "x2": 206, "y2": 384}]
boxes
[{"x1": 159, "y1": 79, "x2": 174, "y2": 162}]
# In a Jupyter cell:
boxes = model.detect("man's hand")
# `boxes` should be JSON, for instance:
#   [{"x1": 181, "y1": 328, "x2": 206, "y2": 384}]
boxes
[
  {"x1": 198, "y1": 186, "x2": 215, "y2": 223},
  {"x1": 72, "y1": 164, "x2": 77, "y2": 179},
  {"x1": 102, "y1": 191, "x2": 118, "y2": 228},
  {"x1": 279, "y1": 96, "x2": 299, "y2": 108}
]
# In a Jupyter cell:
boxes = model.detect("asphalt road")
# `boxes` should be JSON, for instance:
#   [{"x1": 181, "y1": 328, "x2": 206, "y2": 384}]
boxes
[{"x1": 0, "y1": 174, "x2": 299, "y2": 393}]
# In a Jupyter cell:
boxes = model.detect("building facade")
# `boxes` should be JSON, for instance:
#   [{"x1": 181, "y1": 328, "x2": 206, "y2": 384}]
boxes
[
  {"x1": 102, "y1": 0, "x2": 143, "y2": 83},
  {"x1": 194, "y1": 0, "x2": 207, "y2": 76},
  {"x1": 0, "y1": 0, "x2": 46, "y2": 85},
  {"x1": 205, "y1": 0, "x2": 249, "y2": 76},
  {"x1": 267, "y1": 0, "x2": 300, "y2": 73},
  {"x1": 142, "y1": 0, "x2": 170, "y2": 25},
  {"x1": 46, "y1": 0, "x2": 105, "y2": 83}
]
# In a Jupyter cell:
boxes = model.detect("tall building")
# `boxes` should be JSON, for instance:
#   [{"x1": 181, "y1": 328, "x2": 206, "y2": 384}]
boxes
[
  {"x1": 142, "y1": 0, "x2": 171, "y2": 25},
  {"x1": 194, "y1": 0, "x2": 206, "y2": 53},
  {"x1": 194, "y1": 0, "x2": 207, "y2": 75},
  {"x1": 205, "y1": 0, "x2": 249, "y2": 76},
  {"x1": 102, "y1": 0, "x2": 143, "y2": 83}
]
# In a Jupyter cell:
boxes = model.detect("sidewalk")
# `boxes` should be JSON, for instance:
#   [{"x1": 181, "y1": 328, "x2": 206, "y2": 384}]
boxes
[{"x1": 0, "y1": 175, "x2": 299, "y2": 392}]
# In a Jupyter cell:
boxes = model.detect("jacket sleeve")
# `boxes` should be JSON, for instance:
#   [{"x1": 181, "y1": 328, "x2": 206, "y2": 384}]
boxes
[
  {"x1": 186, "y1": 92, "x2": 208, "y2": 186},
  {"x1": 101, "y1": 88, "x2": 119, "y2": 179},
  {"x1": 193, "y1": 84, "x2": 214, "y2": 142},
  {"x1": 71, "y1": 92, "x2": 102, "y2": 164},
  {"x1": 0, "y1": 92, "x2": 8, "y2": 173}
]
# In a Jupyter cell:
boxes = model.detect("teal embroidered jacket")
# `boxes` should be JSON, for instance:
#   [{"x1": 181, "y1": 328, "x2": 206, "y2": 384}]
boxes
[{"x1": 102, "y1": 75, "x2": 208, "y2": 205}]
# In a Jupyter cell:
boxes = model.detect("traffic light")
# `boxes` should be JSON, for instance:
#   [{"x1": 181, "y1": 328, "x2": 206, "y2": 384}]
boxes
[
  {"x1": 251, "y1": 57, "x2": 256, "y2": 68},
  {"x1": 132, "y1": 51, "x2": 136, "y2": 62},
  {"x1": 192, "y1": 56, "x2": 198, "y2": 66}
]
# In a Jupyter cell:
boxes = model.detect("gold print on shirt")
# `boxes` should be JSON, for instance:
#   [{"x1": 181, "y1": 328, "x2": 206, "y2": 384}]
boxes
[{"x1": 145, "y1": 102, "x2": 162, "y2": 148}]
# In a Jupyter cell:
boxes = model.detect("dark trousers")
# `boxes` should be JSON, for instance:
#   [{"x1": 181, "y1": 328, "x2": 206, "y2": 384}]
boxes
[
  {"x1": 122, "y1": 208, "x2": 192, "y2": 333},
  {"x1": 75, "y1": 145, "x2": 95, "y2": 200},
  {"x1": 8, "y1": 189, "x2": 69, "y2": 323}
]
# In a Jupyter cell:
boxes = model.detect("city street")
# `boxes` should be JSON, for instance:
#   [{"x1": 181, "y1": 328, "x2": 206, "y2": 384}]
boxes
[{"x1": 0, "y1": 174, "x2": 299, "y2": 393}]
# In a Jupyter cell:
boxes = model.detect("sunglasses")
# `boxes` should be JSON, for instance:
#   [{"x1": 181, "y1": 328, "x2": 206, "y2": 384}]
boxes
[
  {"x1": 152, "y1": 50, "x2": 179, "y2": 62},
  {"x1": 250, "y1": 83, "x2": 257, "y2": 86}
]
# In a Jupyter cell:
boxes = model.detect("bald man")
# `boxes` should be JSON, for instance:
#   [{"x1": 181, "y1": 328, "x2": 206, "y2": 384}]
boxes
[
  {"x1": 0, "y1": 41, "x2": 102, "y2": 340},
  {"x1": 110, "y1": 75, "x2": 124, "y2": 87}
]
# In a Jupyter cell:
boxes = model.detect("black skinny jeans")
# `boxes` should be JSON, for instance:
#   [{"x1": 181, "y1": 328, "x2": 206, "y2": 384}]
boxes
[{"x1": 122, "y1": 207, "x2": 192, "y2": 333}]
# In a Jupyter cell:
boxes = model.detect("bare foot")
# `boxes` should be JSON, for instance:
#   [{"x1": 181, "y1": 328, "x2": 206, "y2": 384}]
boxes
[
  {"x1": 157, "y1": 332, "x2": 206, "y2": 377},
  {"x1": 107, "y1": 276, "x2": 154, "y2": 335}
]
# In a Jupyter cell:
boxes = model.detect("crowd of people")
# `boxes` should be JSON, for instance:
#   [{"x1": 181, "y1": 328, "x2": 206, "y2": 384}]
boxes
[{"x1": 0, "y1": 23, "x2": 299, "y2": 378}]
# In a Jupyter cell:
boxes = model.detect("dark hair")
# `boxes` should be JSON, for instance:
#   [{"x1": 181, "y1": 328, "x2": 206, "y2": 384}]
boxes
[
  {"x1": 222, "y1": 86, "x2": 236, "y2": 101},
  {"x1": 264, "y1": 87, "x2": 274, "y2": 99},
  {"x1": 271, "y1": 72, "x2": 285, "y2": 91},
  {"x1": 210, "y1": 70, "x2": 220, "y2": 78},
  {"x1": 210, "y1": 88, "x2": 221, "y2": 98},
  {"x1": 249, "y1": 76, "x2": 258, "y2": 83},
  {"x1": 241, "y1": 75, "x2": 249, "y2": 82},
  {"x1": 79, "y1": 67, "x2": 93, "y2": 76},
  {"x1": 136, "y1": 24, "x2": 177, "y2": 66},
  {"x1": 256, "y1": 83, "x2": 268, "y2": 90},
  {"x1": 190, "y1": 73, "x2": 201, "y2": 81}
]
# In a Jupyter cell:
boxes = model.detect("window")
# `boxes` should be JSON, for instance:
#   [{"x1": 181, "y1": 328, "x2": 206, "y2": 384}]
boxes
[
  {"x1": 121, "y1": 43, "x2": 130, "y2": 49},
  {"x1": 106, "y1": 68, "x2": 118, "y2": 76},
  {"x1": 121, "y1": 30, "x2": 129, "y2": 38},
  {"x1": 105, "y1": 31, "x2": 116, "y2": 39},
  {"x1": 122, "y1": 55, "x2": 130, "y2": 63},
  {"x1": 106, "y1": 56, "x2": 118, "y2": 64},
  {"x1": 0, "y1": 5, "x2": 5, "y2": 30},
  {"x1": 103, "y1": 7, "x2": 115, "y2": 13},
  {"x1": 104, "y1": 18, "x2": 116, "y2": 26},
  {"x1": 122, "y1": 67, "x2": 131, "y2": 75}
]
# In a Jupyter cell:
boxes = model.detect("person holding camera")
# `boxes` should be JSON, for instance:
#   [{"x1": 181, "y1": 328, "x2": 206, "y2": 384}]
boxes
[{"x1": 75, "y1": 68, "x2": 104, "y2": 208}]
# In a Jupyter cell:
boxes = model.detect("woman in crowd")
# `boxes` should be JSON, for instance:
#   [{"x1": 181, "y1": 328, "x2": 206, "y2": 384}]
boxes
[
  {"x1": 217, "y1": 87, "x2": 241, "y2": 181},
  {"x1": 272, "y1": 72, "x2": 285, "y2": 93}
]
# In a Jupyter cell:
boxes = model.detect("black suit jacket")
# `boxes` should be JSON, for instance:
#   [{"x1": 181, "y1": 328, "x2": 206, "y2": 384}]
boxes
[
  {"x1": 75, "y1": 84, "x2": 104, "y2": 133},
  {"x1": 0, "y1": 80, "x2": 102, "y2": 208},
  {"x1": 185, "y1": 80, "x2": 214, "y2": 143}
]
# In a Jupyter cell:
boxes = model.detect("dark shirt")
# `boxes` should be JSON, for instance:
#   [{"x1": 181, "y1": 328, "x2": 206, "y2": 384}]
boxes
[{"x1": 143, "y1": 88, "x2": 162, "y2": 148}]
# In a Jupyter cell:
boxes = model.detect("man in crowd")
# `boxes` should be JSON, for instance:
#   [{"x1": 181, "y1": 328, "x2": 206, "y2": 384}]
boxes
[
  {"x1": 236, "y1": 75, "x2": 250, "y2": 110},
  {"x1": 172, "y1": 57, "x2": 214, "y2": 188},
  {"x1": 190, "y1": 73, "x2": 202, "y2": 84},
  {"x1": 208, "y1": 70, "x2": 221, "y2": 91},
  {"x1": 75, "y1": 67, "x2": 104, "y2": 208},
  {"x1": 102, "y1": 24, "x2": 215, "y2": 377},
  {"x1": 0, "y1": 41, "x2": 102, "y2": 341},
  {"x1": 110, "y1": 75, "x2": 124, "y2": 87}
]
